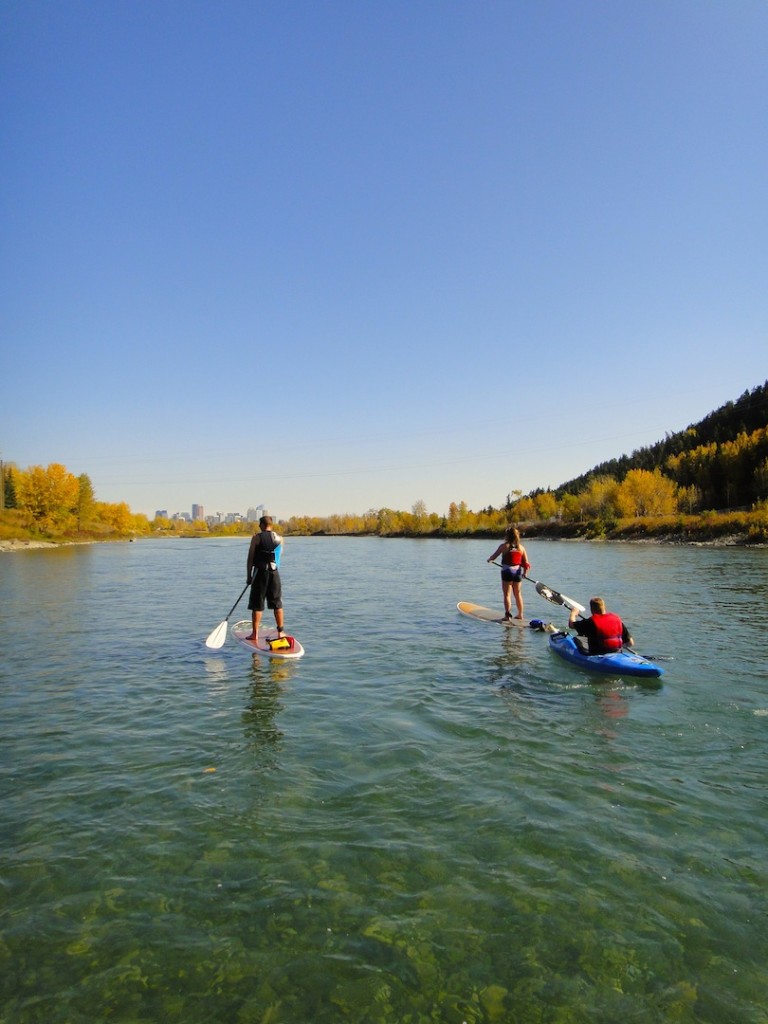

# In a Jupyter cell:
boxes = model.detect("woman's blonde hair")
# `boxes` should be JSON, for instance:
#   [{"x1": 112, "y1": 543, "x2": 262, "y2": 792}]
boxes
[{"x1": 505, "y1": 526, "x2": 520, "y2": 546}]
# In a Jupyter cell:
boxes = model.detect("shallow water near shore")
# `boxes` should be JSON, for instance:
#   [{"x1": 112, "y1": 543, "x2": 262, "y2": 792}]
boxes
[{"x1": 1, "y1": 537, "x2": 767, "y2": 1023}]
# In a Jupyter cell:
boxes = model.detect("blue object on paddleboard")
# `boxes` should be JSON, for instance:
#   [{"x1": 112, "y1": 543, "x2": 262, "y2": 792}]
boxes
[{"x1": 548, "y1": 631, "x2": 663, "y2": 679}]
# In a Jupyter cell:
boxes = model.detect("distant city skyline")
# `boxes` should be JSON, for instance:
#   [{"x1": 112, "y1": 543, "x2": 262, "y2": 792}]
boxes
[{"x1": 153, "y1": 503, "x2": 268, "y2": 524}]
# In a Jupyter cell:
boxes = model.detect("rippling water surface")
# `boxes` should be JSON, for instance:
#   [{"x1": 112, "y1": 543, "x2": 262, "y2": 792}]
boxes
[{"x1": 1, "y1": 537, "x2": 767, "y2": 1023}]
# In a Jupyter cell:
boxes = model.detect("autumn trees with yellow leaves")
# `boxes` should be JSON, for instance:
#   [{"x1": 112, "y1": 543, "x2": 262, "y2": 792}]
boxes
[
  {"x1": 3, "y1": 384, "x2": 767, "y2": 543},
  {"x1": 1, "y1": 462, "x2": 149, "y2": 539}
]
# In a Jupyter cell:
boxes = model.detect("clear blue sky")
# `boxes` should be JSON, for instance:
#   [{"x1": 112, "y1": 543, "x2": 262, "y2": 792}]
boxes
[{"x1": 2, "y1": 1, "x2": 766, "y2": 520}]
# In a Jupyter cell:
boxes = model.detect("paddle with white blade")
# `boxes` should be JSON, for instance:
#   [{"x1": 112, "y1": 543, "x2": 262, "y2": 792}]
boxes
[
  {"x1": 205, "y1": 582, "x2": 250, "y2": 649},
  {"x1": 527, "y1": 576, "x2": 585, "y2": 615},
  {"x1": 489, "y1": 562, "x2": 585, "y2": 614}
]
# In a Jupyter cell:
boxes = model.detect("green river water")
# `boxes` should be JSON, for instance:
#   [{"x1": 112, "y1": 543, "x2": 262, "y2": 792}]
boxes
[{"x1": 1, "y1": 536, "x2": 766, "y2": 1023}]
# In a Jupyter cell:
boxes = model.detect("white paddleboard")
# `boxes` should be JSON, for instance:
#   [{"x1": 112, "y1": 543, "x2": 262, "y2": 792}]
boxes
[
  {"x1": 231, "y1": 620, "x2": 305, "y2": 659},
  {"x1": 457, "y1": 602, "x2": 556, "y2": 631}
]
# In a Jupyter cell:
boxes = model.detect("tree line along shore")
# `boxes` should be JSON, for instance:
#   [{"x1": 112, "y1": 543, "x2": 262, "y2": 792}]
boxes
[
  {"x1": 2, "y1": 499, "x2": 766, "y2": 550},
  {"x1": 3, "y1": 382, "x2": 767, "y2": 548}
]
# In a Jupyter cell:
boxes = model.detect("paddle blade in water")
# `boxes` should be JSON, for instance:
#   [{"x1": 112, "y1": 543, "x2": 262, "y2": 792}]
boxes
[{"x1": 205, "y1": 621, "x2": 228, "y2": 649}]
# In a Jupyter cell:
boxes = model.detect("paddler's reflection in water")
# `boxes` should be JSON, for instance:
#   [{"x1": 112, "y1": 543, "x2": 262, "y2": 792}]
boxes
[
  {"x1": 242, "y1": 660, "x2": 292, "y2": 770},
  {"x1": 592, "y1": 689, "x2": 630, "y2": 745},
  {"x1": 487, "y1": 628, "x2": 547, "y2": 703},
  {"x1": 487, "y1": 629, "x2": 632, "y2": 727},
  {"x1": 202, "y1": 656, "x2": 230, "y2": 691},
  {"x1": 597, "y1": 690, "x2": 629, "y2": 720}
]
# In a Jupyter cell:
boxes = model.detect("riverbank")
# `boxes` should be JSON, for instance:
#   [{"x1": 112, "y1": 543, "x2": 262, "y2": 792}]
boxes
[
  {"x1": 2, "y1": 533, "x2": 763, "y2": 553},
  {"x1": 0, "y1": 538, "x2": 96, "y2": 553},
  {"x1": 515, "y1": 511, "x2": 768, "y2": 546}
]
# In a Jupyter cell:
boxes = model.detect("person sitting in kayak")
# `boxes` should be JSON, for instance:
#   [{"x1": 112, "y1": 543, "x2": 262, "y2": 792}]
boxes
[
  {"x1": 568, "y1": 597, "x2": 633, "y2": 655},
  {"x1": 487, "y1": 526, "x2": 531, "y2": 620}
]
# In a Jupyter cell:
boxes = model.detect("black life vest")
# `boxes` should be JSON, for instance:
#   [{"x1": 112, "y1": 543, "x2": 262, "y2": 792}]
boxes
[{"x1": 252, "y1": 531, "x2": 279, "y2": 569}]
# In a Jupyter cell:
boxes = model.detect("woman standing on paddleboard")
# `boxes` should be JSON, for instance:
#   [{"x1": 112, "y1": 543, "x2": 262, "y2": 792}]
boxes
[{"x1": 487, "y1": 526, "x2": 530, "y2": 621}]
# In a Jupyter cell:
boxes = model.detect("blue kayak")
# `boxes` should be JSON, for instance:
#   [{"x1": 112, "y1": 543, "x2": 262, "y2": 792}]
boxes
[{"x1": 548, "y1": 631, "x2": 664, "y2": 679}]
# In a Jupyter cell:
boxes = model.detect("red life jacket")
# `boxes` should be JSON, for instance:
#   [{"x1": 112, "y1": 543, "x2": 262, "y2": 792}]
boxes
[
  {"x1": 590, "y1": 612, "x2": 624, "y2": 652},
  {"x1": 502, "y1": 547, "x2": 528, "y2": 570}
]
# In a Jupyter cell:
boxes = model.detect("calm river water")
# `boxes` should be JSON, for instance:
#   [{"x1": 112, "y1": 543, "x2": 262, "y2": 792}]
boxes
[{"x1": 1, "y1": 536, "x2": 767, "y2": 1023}]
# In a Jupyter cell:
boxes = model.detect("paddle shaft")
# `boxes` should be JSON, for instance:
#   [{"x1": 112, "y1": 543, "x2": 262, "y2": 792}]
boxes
[
  {"x1": 623, "y1": 646, "x2": 672, "y2": 662},
  {"x1": 224, "y1": 581, "x2": 250, "y2": 621},
  {"x1": 489, "y1": 560, "x2": 526, "y2": 575}
]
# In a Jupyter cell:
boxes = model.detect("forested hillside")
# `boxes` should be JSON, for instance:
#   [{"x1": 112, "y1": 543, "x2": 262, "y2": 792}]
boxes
[{"x1": 551, "y1": 381, "x2": 768, "y2": 511}]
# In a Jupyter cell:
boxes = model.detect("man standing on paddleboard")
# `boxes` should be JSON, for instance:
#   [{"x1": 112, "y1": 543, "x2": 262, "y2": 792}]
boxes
[{"x1": 246, "y1": 516, "x2": 285, "y2": 641}]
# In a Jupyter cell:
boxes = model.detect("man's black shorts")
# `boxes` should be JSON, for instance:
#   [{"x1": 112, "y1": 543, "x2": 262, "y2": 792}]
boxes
[{"x1": 248, "y1": 568, "x2": 283, "y2": 611}]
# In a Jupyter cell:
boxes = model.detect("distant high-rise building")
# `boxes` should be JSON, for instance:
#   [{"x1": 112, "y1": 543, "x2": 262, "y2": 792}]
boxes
[
  {"x1": 247, "y1": 505, "x2": 265, "y2": 522},
  {"x1": 192, "y1": 504, "x2": 204, "y2": 521},
  {"x1": 154, "y1": 510, "x2": 168, "y2": 520}
]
